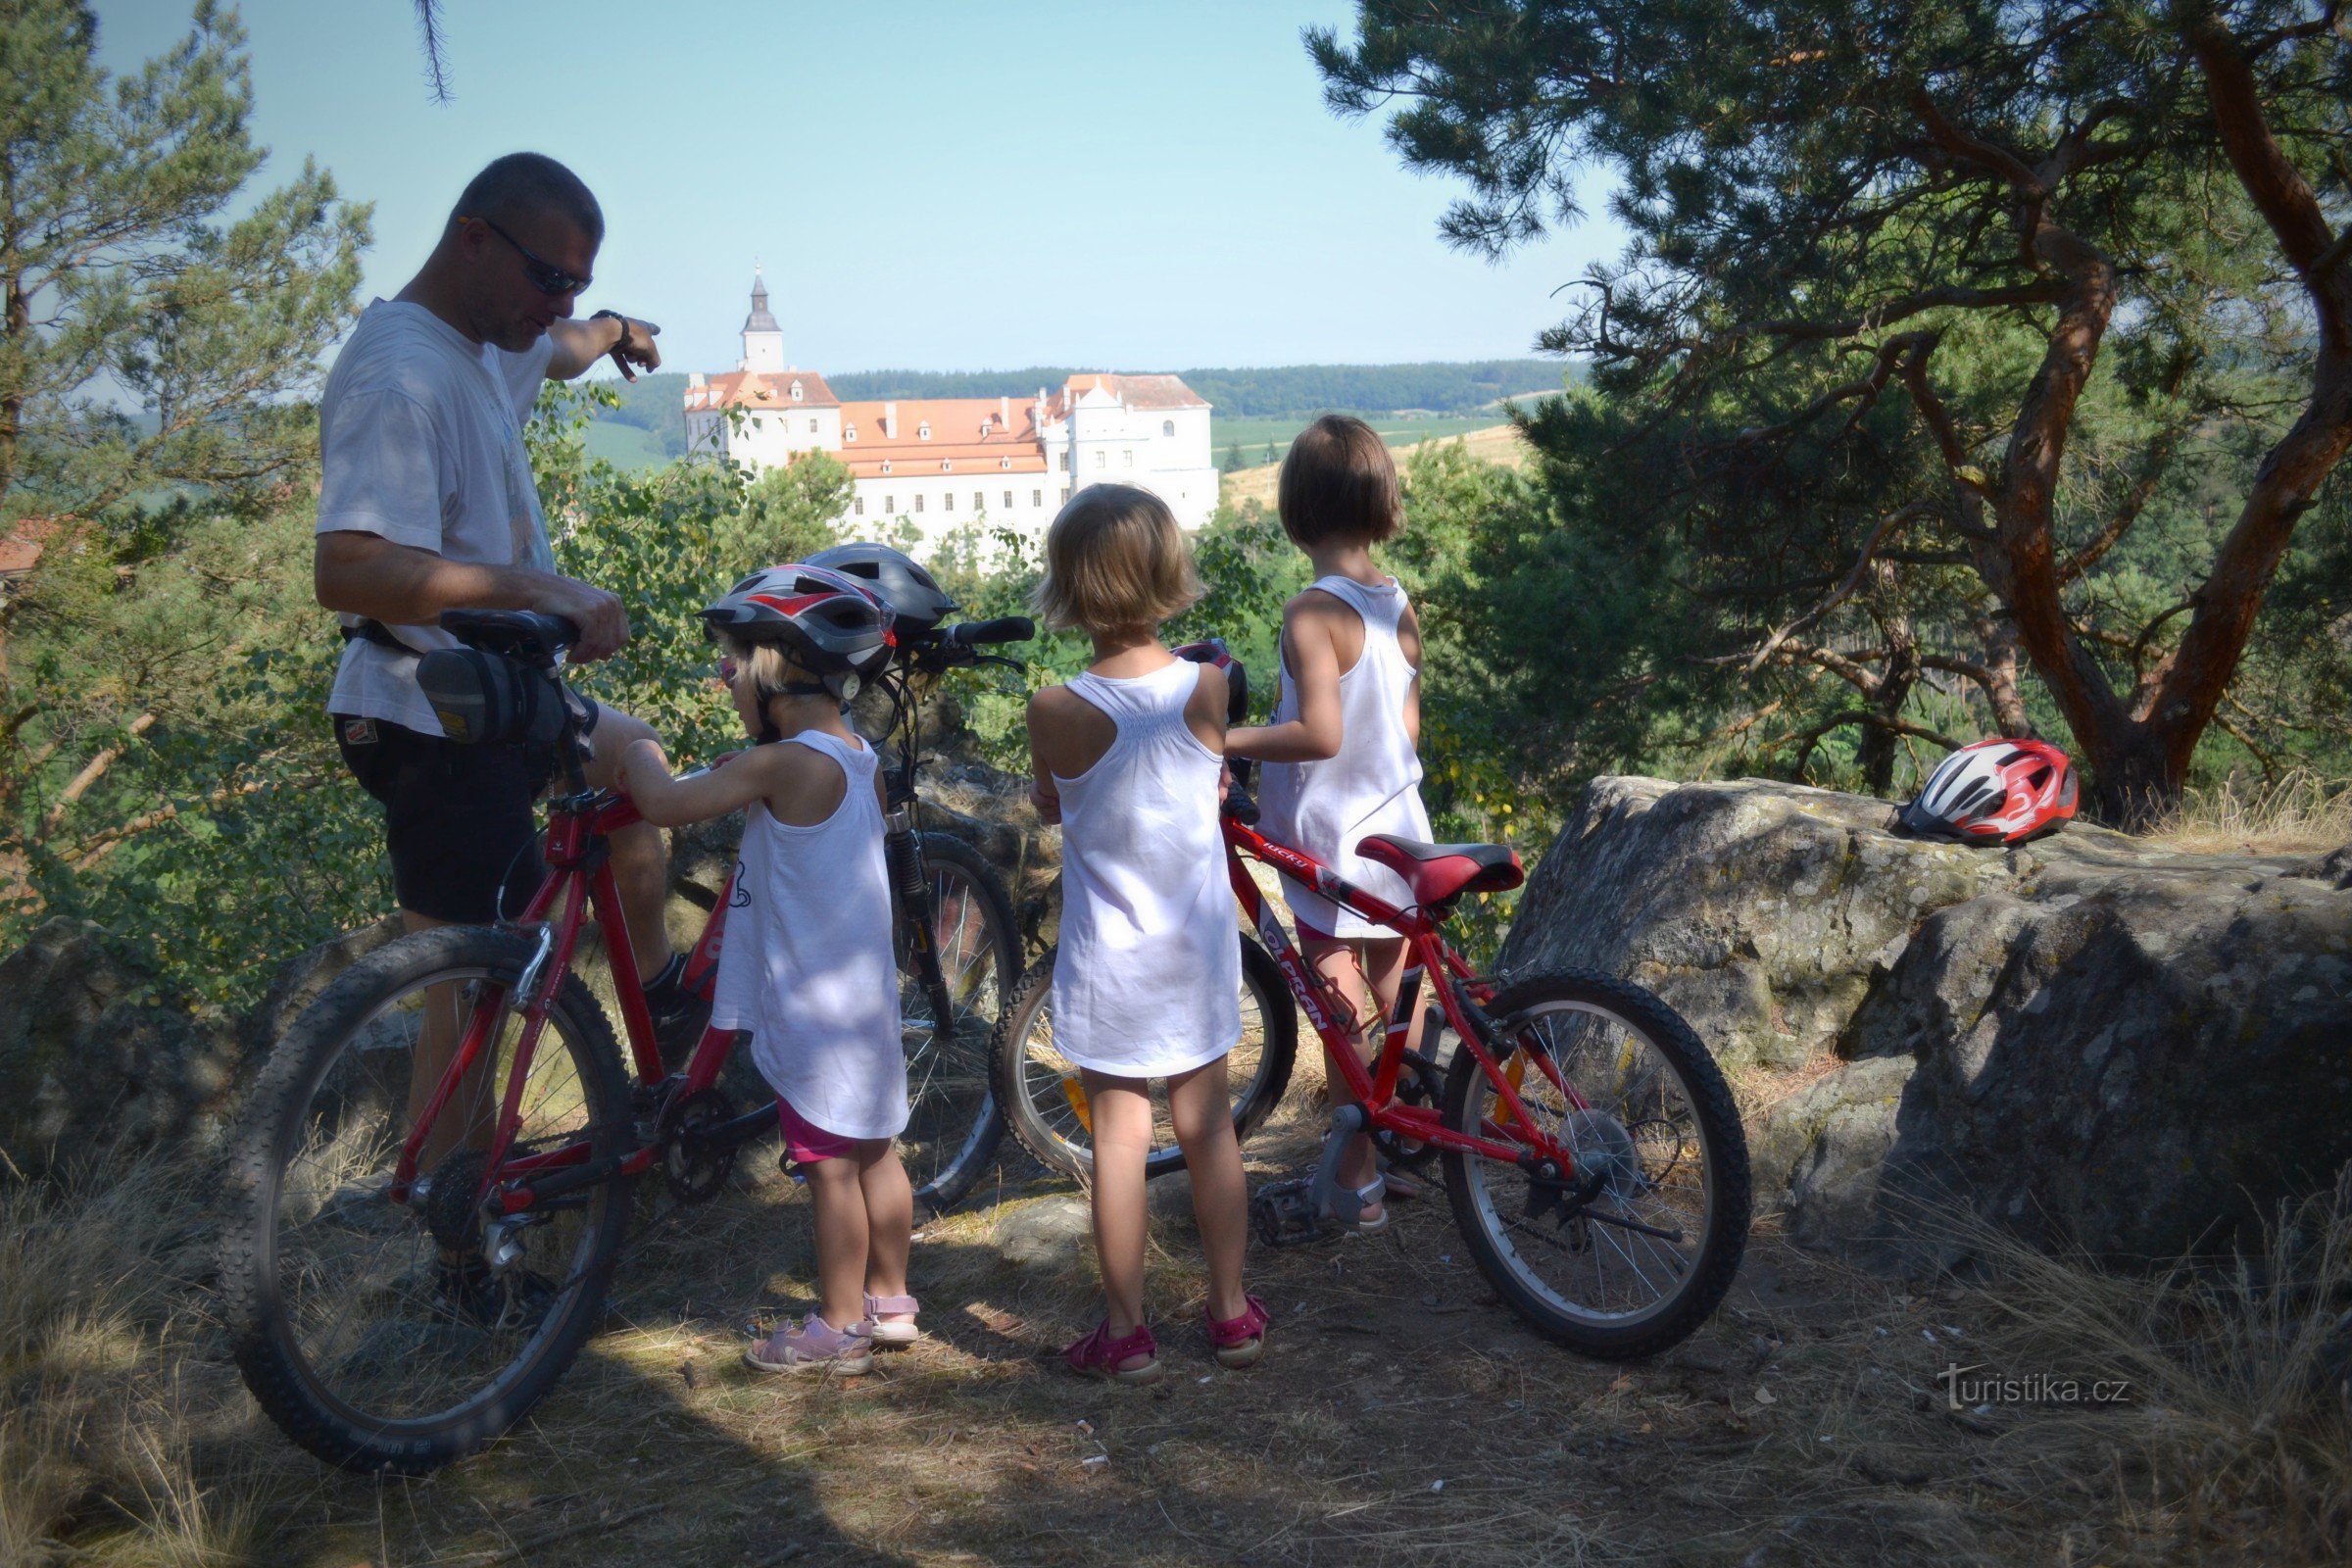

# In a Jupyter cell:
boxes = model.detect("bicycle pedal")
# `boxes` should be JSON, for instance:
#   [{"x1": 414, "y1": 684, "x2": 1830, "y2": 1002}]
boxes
[{"x1": 1250, "y1": 1177, "x2": 1333, "y2": 1249}]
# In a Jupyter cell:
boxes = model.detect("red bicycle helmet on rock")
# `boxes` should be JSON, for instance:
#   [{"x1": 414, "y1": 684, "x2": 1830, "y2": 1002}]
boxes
[
  {"x1": 1897, "y1": 738, "x2": 2079, "y2": 845},
  {"x1": 700, "y1": 564, "x2": 896, "y2": 704}
]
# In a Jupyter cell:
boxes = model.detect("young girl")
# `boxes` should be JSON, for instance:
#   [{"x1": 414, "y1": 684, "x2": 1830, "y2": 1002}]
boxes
[
  {"x1": 1026, "y1": 484, "x2": 1266, "y2": 1382},
  {"x1": 618, "y1": 564, "x2": 919, "y2": 1374},
  {"x1": 1226, "y1": 415, "x2": 1432, "y2": 1234}
]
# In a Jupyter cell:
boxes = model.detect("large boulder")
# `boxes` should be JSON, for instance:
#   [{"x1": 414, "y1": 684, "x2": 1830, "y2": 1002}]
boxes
[
  {"x1": 0, "y1": 918, "x2": 238, "y2": 1168},
  {"x1": 1505, "y1": 776, "x2": 2351, "y2": 1269}
]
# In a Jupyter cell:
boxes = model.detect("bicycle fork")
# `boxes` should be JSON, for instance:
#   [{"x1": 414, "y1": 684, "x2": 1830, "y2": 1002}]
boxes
[{"x1": 885, "y1": 805, "x2": 958, "y2": 1038}]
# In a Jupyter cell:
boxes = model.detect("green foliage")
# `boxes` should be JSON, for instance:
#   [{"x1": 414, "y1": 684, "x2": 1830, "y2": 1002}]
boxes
[{"x1": 0, "y1": 0, "x2": 370, "y2": 521}]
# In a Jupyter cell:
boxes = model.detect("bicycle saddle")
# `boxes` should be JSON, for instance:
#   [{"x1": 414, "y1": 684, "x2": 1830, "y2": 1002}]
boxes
[
  {"x1": 438, "y1": 610, "x2": 579, "y2": 669},
  {"x1": 1356, "y1": 835, "x2": 1525, "y2": 906}
]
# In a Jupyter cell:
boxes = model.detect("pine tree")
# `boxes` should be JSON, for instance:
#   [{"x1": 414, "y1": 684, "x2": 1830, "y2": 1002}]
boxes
[
  {"x1": 1222, "y1": 442, "x2": 1245, "y2": 473},
  {"x1": 0, "y1": 0, "x2": 371, "y2": 523}
]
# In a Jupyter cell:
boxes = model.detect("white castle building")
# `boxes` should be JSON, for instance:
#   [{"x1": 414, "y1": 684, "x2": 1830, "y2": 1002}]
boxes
[{"x1": 684, "y1": 272, "x2": 1218, "y2": 545}]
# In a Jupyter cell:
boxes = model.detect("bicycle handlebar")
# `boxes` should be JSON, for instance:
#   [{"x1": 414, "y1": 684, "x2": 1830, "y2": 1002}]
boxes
[{"x1": 945, "y1": 616, "x2": 1035, "y2": 648}]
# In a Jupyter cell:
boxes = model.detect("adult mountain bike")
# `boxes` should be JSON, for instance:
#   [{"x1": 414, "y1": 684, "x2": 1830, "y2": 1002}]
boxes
[
  {"x1": 222, "y1": 606, "x2": 1027, "y2": 1472},
  {"x1": 993, "y1": 642, "x2": 1748, "y2": 1359}
]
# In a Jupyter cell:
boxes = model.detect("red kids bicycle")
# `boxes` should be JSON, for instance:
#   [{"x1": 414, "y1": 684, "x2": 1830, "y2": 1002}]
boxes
[
  {"x1": 221, "y1": 608, "x2": 1026, "y2": 1472},
  {"x1": 994, "y1": 642, "x2": 1749, "y2": 1359}
]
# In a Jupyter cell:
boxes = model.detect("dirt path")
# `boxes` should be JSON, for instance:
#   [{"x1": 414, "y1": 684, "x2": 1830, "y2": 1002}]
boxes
[{"x1": 150, "y1": 1073, "x2": 2164, "y2": 1568}]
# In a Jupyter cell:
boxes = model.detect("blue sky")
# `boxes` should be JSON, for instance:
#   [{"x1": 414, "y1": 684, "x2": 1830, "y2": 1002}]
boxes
[{"x1": 97, "y1": 2, "x2": 1625, "y2": 379}]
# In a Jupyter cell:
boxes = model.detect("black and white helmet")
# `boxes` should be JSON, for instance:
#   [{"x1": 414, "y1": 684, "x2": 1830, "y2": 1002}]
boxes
[
  {"x1": 699, "y1": 563, "x2": 895, "y2": 703},
  {"x1": 806, "y1": 542, "x2": 957, "y2": 637}
]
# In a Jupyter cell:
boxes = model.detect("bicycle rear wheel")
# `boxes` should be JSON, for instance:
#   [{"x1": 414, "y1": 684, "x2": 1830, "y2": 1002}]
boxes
[
  {"x1": 1440, "y1": 970, "x2": 1748, "y2": 1359},
  {"x1": 896, "y1": 832, "x2": 1019, "y2": 1212},
  {"x1": 221, "y1": 926, "x2": 631, "y2": 1473},
  {"x1": 991, "y1": 934, "x2": 1297, "y2": 1180}
]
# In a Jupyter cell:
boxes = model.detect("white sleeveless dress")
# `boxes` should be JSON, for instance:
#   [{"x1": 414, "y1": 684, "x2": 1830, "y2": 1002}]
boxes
[
  {"x1": 1050, "y1": 660, "x2": 1243, "y2": 1076},
  {"x1": 710, "y1": 730, "x2": 908, "y2": 1141},
  {"x1": 1259, "y1": 574, "x2": 1434, "y2": 940}
]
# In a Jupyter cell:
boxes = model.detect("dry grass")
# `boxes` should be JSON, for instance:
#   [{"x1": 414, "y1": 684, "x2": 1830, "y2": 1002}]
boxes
[
  {"x1": 8, "y1": 1081, "x2": 2351, "y2": 1565},
  {"x1": 2141, "y1": 767, "x2": 2352, "y2": 856},
  {"x1": 1219, "y1": 423, "x2": 1535, "y2": 511}
]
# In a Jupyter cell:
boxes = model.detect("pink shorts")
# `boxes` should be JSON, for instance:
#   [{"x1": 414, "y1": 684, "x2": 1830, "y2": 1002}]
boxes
[{"x1": 776, "y1": 1096, "x2": 858, "y2": 1166}]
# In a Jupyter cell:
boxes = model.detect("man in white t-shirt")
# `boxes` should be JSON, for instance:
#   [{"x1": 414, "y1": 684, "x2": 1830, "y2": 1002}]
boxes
[{"x1": 315, "y1": 154, "x2": 703, "y2": 1186}]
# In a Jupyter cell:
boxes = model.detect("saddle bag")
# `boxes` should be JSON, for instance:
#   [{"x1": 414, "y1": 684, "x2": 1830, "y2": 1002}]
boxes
[{"x1": 415, "y1": 647, "x2": 569, "y2": 748}]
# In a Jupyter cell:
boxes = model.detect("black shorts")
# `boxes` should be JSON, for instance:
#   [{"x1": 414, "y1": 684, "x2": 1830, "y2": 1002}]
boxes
[{"x1": 334, "y1": 714, "x2": 554, "y2": 923}]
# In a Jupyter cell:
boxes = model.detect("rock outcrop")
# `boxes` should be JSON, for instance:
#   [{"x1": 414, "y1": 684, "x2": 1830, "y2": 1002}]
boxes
[{"x1": 1504, "y1": 776, "x2": 2352, "y2": 1269}]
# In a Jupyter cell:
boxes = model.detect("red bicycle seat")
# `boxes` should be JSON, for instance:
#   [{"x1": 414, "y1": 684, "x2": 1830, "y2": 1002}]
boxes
[{"x1": 1356, "y1": 835, "x2": 1525, "y2": 906}]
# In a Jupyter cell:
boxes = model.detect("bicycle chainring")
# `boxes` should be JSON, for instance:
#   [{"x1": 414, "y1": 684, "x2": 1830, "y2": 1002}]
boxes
[
  {"x1": 662, "y1": 1087, "x2": 738, "y2": 1205},
  {"x1": 1371, "y1": 1049, "x2": 1446, "y2": 1175}
]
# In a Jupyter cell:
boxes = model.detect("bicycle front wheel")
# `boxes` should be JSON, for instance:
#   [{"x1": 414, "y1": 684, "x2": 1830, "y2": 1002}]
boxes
[
  {"x1": 896, "y1": 832, "x2": 1020, "y2": 1212},
  {"x1": 1440, "y1": 970, "x2": 1748, "y2": 1359},
  {"x1": 991, "y1": 934, "x2": 1297, "y2": 1180},
  {"x1": 220, "y1": 926, "x2": 632, "y2": 1473}
]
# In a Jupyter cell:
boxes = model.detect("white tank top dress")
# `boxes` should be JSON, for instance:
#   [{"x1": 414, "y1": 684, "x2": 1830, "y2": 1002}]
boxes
[
  {"x1": 709, "y1": 730, "x2": 908, "y2": 1142},
  {"x1": 1049, "y1": 660, "x2": 1243, "y2": 1077},
  {"x1": 1259, "y1": 574, "x2": 1434, "y2": 940}
]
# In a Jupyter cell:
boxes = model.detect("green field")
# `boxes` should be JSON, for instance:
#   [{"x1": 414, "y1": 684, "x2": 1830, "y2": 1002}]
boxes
[{"x1": 582, "y1": 419, "x2": 673, "y2": 470}]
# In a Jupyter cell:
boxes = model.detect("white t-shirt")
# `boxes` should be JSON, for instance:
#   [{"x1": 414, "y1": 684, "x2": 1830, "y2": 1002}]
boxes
[{"x1": 317, "y1": 300, "x2": 557, "y2": 735}]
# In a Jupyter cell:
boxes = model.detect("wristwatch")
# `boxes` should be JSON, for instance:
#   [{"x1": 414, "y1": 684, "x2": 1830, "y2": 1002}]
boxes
[{"x1": 590, "y1": 308, "x2": 633, "y2": 355}]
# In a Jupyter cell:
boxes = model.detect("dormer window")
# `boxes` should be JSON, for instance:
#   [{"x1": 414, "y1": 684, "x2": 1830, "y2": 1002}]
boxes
[
  {"x1": 940, "y1": 460, "x2": 953, "y2": 472},
  {"x1": 999, "y1": 457, "x2": 1011, "y2": 470},
  {"x1": 979, "y1": 416, "x2": 993, "y2": 436},
  {"x1": 917, "y1": 421, "x2": 932, "y2": 441},
  {"x1": 790, "y1": 380, "x2": 806, "y2": 402},
  {"x1": 881, "y1": 460, "x2": 893, "y2": 474},
  {"x1": 845, "y1": 425, "x2": 858, "y2": 442}
]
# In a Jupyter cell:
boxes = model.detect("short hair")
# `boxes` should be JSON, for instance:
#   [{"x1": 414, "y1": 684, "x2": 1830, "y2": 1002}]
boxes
[
  {"x1": 719, "y1": 633, "x2": 801, "y2": 706},
  {"x1": 1032, "y1": 484, "x2": 1200, "y2": 634},
  {"x1": 1278, "y1": 415, "x2": 1402, "y2": 547},
  {"x1": 451, "y1": 153, "x2": 604, "y2": 243}
]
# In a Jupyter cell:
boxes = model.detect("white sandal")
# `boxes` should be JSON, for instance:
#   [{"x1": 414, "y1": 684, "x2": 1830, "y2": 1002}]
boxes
[
  {"x1": 1320, "y1": 1177, "x2": 1389, "y2": 1235},
  {"x1": 864, "y1": 1292, "x2": 920, "y2": 1348}
]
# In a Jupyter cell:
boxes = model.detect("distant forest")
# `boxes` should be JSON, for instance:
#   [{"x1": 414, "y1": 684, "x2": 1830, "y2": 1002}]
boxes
[{"x1": 592, "y1": 360, "x2": 1573, "y2": 459}]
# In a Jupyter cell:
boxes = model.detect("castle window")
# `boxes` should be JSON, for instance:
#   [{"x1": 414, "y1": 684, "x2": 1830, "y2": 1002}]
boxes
[
  {"x1": 944, "y1": 492, "x2": 954, "y2": 512},
  {"x1": 845, "y1": 425, "x2": 858, "y2": 442},
  {"x1": 1059, "y1": 453, "x2": 1070, "y2": 471},
  {"x1": 917, "y1": 421, "x2": 932, "y2": 440},
  {"x1": 1122, "y1": 449, "x2": 1134, "y2": 467},
  {"x1": 1093, "y1": 451, "x2": 1105, "y2": 469},
  {"x1": 973, "y1": 492, "x2": 983, "y2": 512},
  {"x1": 881, "y1": 460, "x2": 893, "y2": 474},
  {"x1": 883, "y1": 494, "x2": 894, "y2": 512},
  {"x1": 854, "y1": 496, "x2": 865, "y2": 515},
  {"x1": 999, "y1": 457, "x2": 1011, "y2": 470},
  {"x1": 940, "y1": 460, "x2": 953, "y2": 472},
  {"x1": 915, "y1": 494, "x2": 925, "y2": 513},
  {"x1": 1162, "y1": 419, "x2": 1175, "y2": 437},
  {"x1": 791, "y1": 381, "x2": 806, "y2": 402},
  {"x1": 808, "y1": 418, "x2": 818, "y2": 433},
  {"x1": 1003, "y1": 491, "x2": 1012, "y2": 509},
  {"x1": 1032, "y1": 489, "x2": 1043, "y2": 508},
  {"x1": 1061, "y1": 487, "x2": 1070, "y2": 502}
]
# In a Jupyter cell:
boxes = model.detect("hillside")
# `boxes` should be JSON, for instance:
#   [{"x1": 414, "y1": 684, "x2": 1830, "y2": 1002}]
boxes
[
  {"x1": 1221, "y1": 419, "x2": 1534, "y2": 508},
  {"x1": 579, "y1": 361, "x2": 1573, "y2": 474}
]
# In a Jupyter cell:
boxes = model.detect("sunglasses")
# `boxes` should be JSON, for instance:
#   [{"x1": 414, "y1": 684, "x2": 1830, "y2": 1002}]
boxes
[
  {"x1": 715, "y1": 655, "x2": 740, "y2": 687},
  {"x1": 461, "y1": 214, "x2": 592, "y2": 298}
]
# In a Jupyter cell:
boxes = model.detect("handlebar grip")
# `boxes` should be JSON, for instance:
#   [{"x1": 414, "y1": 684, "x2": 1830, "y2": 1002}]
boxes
[
  {"x1": 1224, "y1": 779, "x2": 1261, "y2": 826},
  {"x1": 947, "y1": 616, "x2": 1036, "y2": 647}
]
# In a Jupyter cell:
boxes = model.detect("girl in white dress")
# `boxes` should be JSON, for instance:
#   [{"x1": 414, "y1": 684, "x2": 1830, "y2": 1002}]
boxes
[
  {"x1": 1026, "y1": 484, "x2": 1265, "y2": 1383},
  {"x1": 1227, "y1": 416, "x2": 1433, "y2": 1234},
  {"x1": 618, "y1": 564, "x2": 915, "y2": 1375}
]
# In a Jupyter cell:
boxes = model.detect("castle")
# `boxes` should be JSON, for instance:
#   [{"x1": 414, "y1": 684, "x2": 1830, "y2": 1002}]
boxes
[{"x1": 685, "y1": 272, "x2": 1219, "y2": 546}]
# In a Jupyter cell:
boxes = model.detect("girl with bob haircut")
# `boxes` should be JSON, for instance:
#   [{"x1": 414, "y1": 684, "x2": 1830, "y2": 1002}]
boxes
[
  {"x1": 1025, "y1": 484, "x2": 1266, "y2": 1382},
  {"x1": 1228, "y1": 416, "x2": 1434, "y2": 1235}
]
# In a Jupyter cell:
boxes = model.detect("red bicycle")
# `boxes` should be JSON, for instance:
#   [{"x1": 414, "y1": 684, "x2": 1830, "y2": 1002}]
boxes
[
  {"x1": 992, "y1": 643, "x2": 1749, "y2": 1358},
  {"x1": 221, "y1": 608, "x2": 1026, "y2": 1472}
]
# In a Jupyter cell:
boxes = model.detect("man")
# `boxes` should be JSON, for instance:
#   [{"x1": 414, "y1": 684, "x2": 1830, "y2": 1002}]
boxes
[{"x1": 315, "y1": 153, "x2": 702, "y2": 1172}]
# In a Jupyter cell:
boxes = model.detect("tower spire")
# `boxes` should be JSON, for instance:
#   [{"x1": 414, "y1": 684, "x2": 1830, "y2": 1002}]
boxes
[{"x1": 740, "y1": 263, "x2": 784, "y2": 372}]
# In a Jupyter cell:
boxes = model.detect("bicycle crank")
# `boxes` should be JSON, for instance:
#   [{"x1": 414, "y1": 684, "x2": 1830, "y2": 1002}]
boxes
[{"x1": 662, "y1": 1087, "x2": 739, "y2": 1204}]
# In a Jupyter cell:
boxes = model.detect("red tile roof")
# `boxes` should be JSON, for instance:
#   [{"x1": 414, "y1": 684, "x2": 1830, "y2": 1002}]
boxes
[
  {"x1": 0, "y1": 516, "x2": 64, "y2": 579},
  {"x1": 686, "y1": 369, "x2": 841, "y2": 411},
  {"x1": 1055, "y1": 372, "x2": 1208, "y2": 414}
]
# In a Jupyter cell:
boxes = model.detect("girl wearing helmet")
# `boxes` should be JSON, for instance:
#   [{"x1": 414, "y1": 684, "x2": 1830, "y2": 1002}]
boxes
[{"x1": 617, "y1": 564, "x2": 920, "y2": 1372}]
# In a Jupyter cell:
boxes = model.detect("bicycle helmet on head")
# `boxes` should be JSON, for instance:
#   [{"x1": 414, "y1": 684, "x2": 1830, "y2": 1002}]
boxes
[
  {"x1": 1898, "y1": 738, "x2": 2079, "y2": 844},
  {"x1": 806, "y1": 542, "x2": 957, "y2": 637},
  {"x1": 700, "y1": 563, "x2": 896, "y2": 705}
]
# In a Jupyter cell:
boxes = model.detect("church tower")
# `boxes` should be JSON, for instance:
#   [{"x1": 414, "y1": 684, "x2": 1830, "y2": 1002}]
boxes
[{"x1": 739, "y1": 268, "x2": 784, "y2": 373}]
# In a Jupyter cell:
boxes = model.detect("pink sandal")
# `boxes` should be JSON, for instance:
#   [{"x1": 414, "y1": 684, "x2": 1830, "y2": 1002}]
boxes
[
  {"x1": 1063, "y1": 1319, "x2": 1161, "y2": 1385},
  {"x1": 865, "y1": 1293, "x2": 920, "y2": 1348},
  {"x1": 745, "y1": 1313, "x2": 874, "y2": 1375},
  {"x1": 1206, "y1": 1294, "x2": 1270, "y2": 1368}
]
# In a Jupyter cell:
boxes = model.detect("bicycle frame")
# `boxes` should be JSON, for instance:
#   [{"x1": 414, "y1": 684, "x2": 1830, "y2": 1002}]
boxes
[
  {"x1": 1221, "y1": 814, "x2": 1591, "y2": 1177},
  {"x1": 388, "y1": 784, "x2": 749, "y2": 1212}
]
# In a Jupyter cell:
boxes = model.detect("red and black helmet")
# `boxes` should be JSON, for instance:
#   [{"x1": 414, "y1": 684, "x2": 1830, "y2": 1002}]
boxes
[
  {"x1": 700, "y1": 564, "x2": 895, "y2": 702},
  {"x1": 1897, "y1": 738, "x2": 2079, "y2": 844},
  {"x1": 1173, "y1": 637, "x2": 1250, "y2": 727}
]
